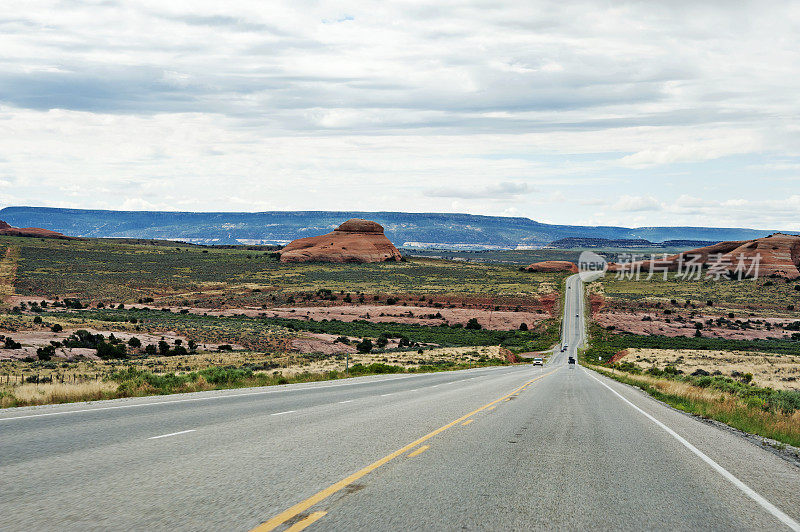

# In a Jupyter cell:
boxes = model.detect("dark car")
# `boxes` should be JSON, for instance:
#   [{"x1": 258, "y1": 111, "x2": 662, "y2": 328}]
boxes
[{"x1": 568, "y1": 356, "x2": 576, "y2": 365}]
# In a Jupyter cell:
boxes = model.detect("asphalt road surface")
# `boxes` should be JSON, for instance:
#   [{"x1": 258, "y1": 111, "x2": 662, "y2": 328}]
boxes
[{"x1": 2, "y1": 274, "x2": 799, "y2": 530}]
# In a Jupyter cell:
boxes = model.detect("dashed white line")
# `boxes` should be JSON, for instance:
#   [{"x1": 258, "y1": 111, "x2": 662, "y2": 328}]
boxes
[
  {"x1": 270, "y1": 410, "x2": 296, "y2": 416},
  {"x1": 0, "y1": 374, "x2": 416, "y2": 422},
  {"x1": 338, "y1": 400, "x2": 353, "y2": 404},
  {"x1": 148, "y1": 429, "x2": 195, "y2": 440},
  {"x1": 381, "y1": 393, "x2": 393, "y2": 397}
]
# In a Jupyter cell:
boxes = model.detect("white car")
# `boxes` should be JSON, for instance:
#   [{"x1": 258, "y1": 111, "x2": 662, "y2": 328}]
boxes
[{"x1": 532, "y1": 357, "x2": 543, "y2": 366}]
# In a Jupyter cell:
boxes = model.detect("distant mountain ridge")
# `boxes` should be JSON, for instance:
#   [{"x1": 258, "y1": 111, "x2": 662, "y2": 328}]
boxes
[
  {"x1": 0, "y1": 206, "x2": 778, "y2": 248},
  {"x1": 547, "y1": 237, "x2": 718, "y2": 249}
]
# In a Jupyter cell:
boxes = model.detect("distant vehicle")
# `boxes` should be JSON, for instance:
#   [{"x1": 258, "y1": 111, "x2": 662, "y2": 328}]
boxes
[
  {"x1": 568, "y1": 357, "x2": 576, "y2": 365},
  {"x1": 533, "y1": 357, "x2": 543, "y2": 366},
  {"x1": 576, "y1": 314, "x2": 579, "y2": 317},
  {"x1": 561, "y1": 345, "x2": 567, "y2": 352}
]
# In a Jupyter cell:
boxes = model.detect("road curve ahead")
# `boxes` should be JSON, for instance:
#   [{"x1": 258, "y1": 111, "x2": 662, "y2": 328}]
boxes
[{"x1": 2, "y1": 275, "x2": 799, "y2": 531}]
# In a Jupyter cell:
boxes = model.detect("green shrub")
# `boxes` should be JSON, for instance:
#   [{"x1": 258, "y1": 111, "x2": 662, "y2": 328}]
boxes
[
  {"x1": 465, "y1": 318, "x2": 482, "y2": 330},
  {"x1": 356, "y1": 338, "x2": 373, "y2": 353},
  {"x1": 37, "y1": 345, "x2": 56, "y2": 361}
]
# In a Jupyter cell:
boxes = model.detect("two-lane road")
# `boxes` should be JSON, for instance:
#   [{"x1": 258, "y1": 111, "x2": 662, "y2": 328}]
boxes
[{"x1": 2, "y1": 276, "x2": 799, "y2": 530}]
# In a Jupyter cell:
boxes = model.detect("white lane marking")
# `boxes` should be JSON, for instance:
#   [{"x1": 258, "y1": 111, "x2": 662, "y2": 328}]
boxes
[
  {"x1": 338, "y1": 400, "x2": 353, "y2": 404},
  {"x1": 588, "y1": 373, "x2": 800, "y2": 531},
  {"x1": 270, "y1": 410, "x2": 296, "y2": 416},
  {"x1": 380, "y1": 393, "x2": 393, "y2": 397},
  {"x1": 148, "y1": 429, "x2": 195, "y2": 440},
  {"x1": 0, "y1": 374, "x2": 421, "y2": 422}
]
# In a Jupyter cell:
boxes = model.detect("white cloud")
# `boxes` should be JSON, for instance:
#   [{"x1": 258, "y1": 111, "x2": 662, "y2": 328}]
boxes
[
  {"x1": 612, "y1": 195, "x2": 663, "y2": 212},
  {"x1": 424, "y1": 181, "x2": 535, "y2": 200},
  {"x1": 618, "y1": 135, "x2": 763, "y2": 168}
]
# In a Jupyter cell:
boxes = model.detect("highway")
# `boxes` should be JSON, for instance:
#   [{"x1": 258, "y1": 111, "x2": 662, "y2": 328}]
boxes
[{"x1": 2, "y1": 274, "x2": 800, "y2": 530}]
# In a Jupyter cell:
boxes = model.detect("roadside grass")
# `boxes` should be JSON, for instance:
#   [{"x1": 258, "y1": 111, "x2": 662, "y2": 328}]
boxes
[
  {"x1": 0, "y1": 359, "x2": 516, "y2": 408},
  {"x1": 0, "y1": 380, "x2": 117, "y2": 408},
  {"x1": 581, "y1": 322, "x2": 800, "y2": 447},
  {"x1": 588, "y1": 365, "x2": 800, "y2": 448}
]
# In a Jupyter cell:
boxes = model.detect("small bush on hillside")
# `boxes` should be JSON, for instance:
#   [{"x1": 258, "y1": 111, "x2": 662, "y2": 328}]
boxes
[
  {"x1": 465, "y1": 318, "x2": 482, "y2": 330},
  {"x1": 37, "y1": 345, "x2": 56, "y2": 361},
  {"x1": 356, "y1": 338, "x2": 373, "y2": 353}
]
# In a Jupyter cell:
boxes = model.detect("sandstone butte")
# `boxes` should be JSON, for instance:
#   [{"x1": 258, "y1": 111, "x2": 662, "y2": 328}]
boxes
[
  {"x1": 279, "y1": 219, "x2": 402, "y2": 263},
  {"x1": 0, "y1": 220, "x2": 72, "y2": 239},
  {"x1": 524, "y1": 260, "x2": 579, "y2": 273},
  {"x1": 606, "y1": 233, "x2": 800, "y2": 280}
]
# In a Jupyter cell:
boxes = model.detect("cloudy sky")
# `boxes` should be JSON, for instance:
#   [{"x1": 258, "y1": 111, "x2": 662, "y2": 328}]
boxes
[{"x1": 1, "y1": 0, "x2": 799, "y2": 229}]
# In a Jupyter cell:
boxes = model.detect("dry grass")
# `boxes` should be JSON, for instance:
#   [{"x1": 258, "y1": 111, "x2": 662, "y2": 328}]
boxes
[
  {"x1": 0, "y1": 345, "x2": 509, "y2": 408},
  {"x1": 0, "y1": 245, "x2": 19, "y2": 306},
  {"x1": 621, "y1": 348, "x2": 800, "y2": 390},
  {"x1": 596, "y1": 366, "x2": 800, "y2": 447},
  {"x1": 1, "y1": 380, "x2": 117, "y2": 408},
  {"x1": 280, "y1": 346, "x2": 504, "y2": 376}
]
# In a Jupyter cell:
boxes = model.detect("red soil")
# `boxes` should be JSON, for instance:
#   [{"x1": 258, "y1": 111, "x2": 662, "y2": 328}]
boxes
[
  {"x1": 595, "y1": 309, "x2": 798, "y2": 340},
  {"x1": 589, "y1": 293, "x2": 606, "y2": 316},
  {"x1": 0, "y1": 220, "x2": 72, "y2": 239},
  {"x1": 265, "y1": 304, "x2": 547, "y2": 331},
  {"x1": 280, "y1": 219, "x2": 402, "y2": 263}
]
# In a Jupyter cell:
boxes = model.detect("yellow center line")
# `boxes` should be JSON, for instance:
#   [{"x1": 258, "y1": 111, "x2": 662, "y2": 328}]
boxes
[
  {"x1": 486, "y1": 405, "x2": 497, "y2": 411},
  {"x1": 461, "y1": 419, "x2": 474, "y2": 426},
  {"x1": 285, "y1": 511, "x2": 327, "y2": 532},
  {"x1": 251, "y1": 369, "x2": 557, "y2": 532},
  {"x1": 407, "y1": 445, "x2": 430, "y2": 458}
]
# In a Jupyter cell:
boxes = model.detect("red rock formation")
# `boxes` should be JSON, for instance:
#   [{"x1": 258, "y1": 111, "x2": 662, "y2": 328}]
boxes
[
  {"x1": 0, "y1": 220, "x2": 72, "y2": 239},
  {"x1": 524, "y1": 261, "x2": 579, "y2": 273},
  {"x1": 606, "y1": 233, "x2": 800, "y2": 279},
  {"x1": 279, "y1": 219, "x2": 402, "y2": 263}
]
